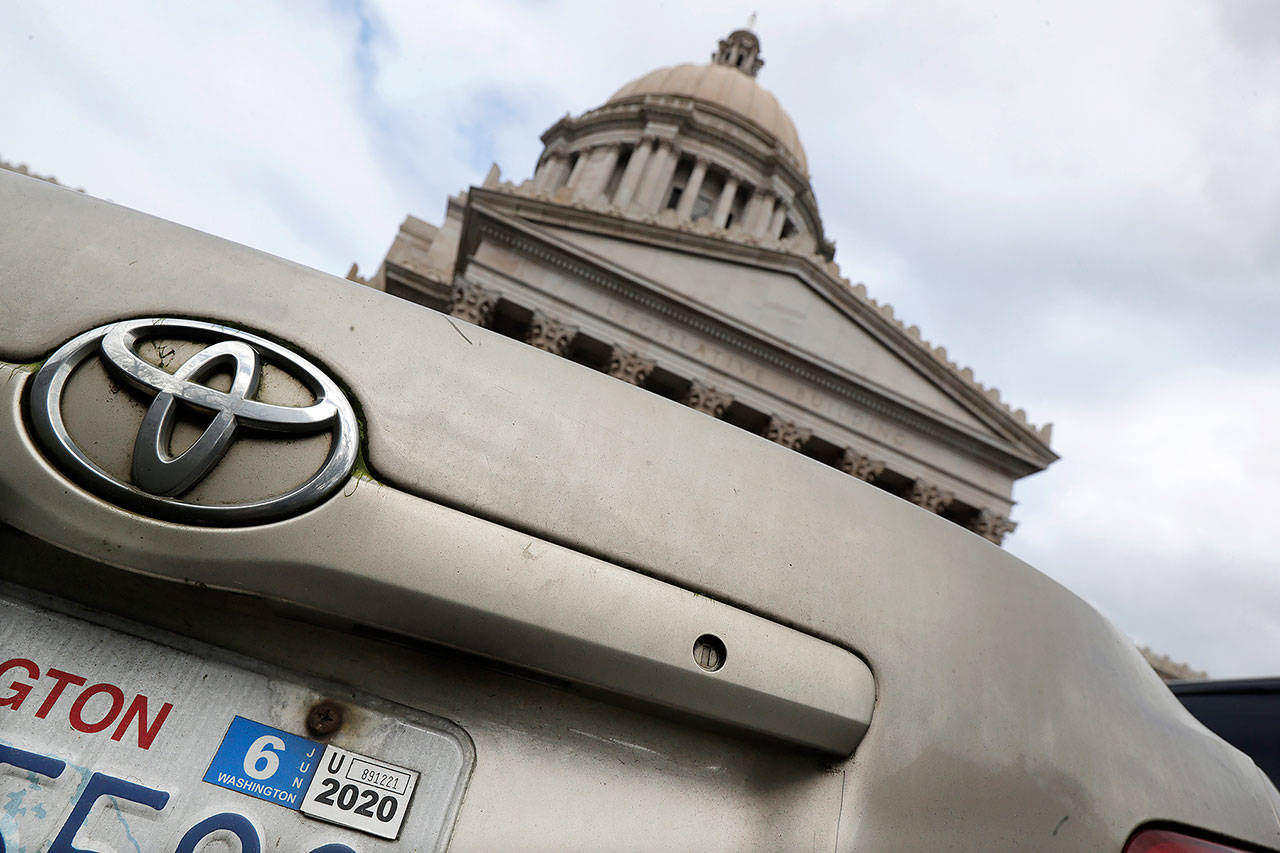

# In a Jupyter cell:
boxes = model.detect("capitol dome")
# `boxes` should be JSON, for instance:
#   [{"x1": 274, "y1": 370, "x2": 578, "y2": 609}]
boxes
[
  {"x1": 529, "y1": 28, "x2": 830, "y2": 259},
  {"x1": 607, "y1": 61, "x2": 807, "y2": 174}
]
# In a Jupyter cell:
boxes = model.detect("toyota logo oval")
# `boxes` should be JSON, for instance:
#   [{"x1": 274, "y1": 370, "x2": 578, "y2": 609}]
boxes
[{"x1": 29, "y1": 318, "x2": 359, "y2": 525}]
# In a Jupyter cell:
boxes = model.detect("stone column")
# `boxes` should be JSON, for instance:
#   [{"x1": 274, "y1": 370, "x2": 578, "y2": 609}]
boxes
[
  {"x1": 675, "y1": 157, "x2": 709, "y2": 220},
  {"x1": 564, "y1": 149, "x2": 591, "y2": 191},
  {"x1": 765, "y1": 416, "x2": 810, "y2": 450},
  {"x1": 838, "y1": 448, "x2": 884, "y2": 482},
  {"x1": 613, "y1": 138, "x2": 654, "y2": 208},
  {"x1": 970, "y1": 509, "x2": 1017, "y2": 545},
  {"x1": 682, "y1": 379, "x2": 733, "y2": 418},
  {"x1": 740, "y1": 191, "x2": 764, "y2": 233},
  {"x1": 909, "y1": 478, "x2": 954, "y2": 515},
  {"x1": 743, "y1": 189, "x2": 776, "y2": 236},
  {"x1": 449, "y1": 281, "x2": 498, "y2": 327},
  {"x1": 637, "y1": 140, "x2": 679, "y2": 213},
  {"x1": 532, "y1": 152, "x2": 565, "y2": 193},
  {"x1": 550, "y1": 158, "x2": 574, "y2": 192},
  {"x1": 525, "y1": 311, "x2": 578, "y2": 355},
  {"x1": 711, "y1": 174, "x2": 740, "y2": 228},
  {"x1": 532, "y1": 155, "x2": 551, "y2": 192},
  {"x1": 607, "y1": 346, "x2": 655, "y2": 386},
  {"x1": 767, "y1": 202, "x2": 788, "y2": 238},
  {"x1": 573, "y1": 145, "x2": 620, "y2": 202}
]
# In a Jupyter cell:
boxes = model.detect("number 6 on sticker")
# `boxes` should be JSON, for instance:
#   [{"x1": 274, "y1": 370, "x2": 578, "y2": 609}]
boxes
[
  {"x1": 204, "y1": 717, "x2": 322, "y2": 810},
  {"x1": 244, "y1": 735, "x2": 284, "y2": 780}
]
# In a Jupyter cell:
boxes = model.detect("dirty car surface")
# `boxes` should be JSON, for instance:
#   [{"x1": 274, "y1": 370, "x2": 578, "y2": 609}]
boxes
[{"x1": 2, "y1": 170, "x2": 1279, "y2": 851}]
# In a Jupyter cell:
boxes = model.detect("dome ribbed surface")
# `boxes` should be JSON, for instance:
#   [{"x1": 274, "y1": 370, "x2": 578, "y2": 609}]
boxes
[{"x1": 607, "y1": 63, "x2": 807, "y2": 173}]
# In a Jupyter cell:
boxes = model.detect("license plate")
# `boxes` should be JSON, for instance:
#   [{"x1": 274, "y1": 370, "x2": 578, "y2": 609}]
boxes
[{"x1": 0, "y1": 594, "x2": 473, "y2": 851}]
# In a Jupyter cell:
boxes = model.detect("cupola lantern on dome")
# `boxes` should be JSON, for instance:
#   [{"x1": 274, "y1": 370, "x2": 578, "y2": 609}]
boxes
[
  {"x1": 713, "y1": 28, "x2": 764, "y2": 77},
  {"x1": 531, "y1": 28, "x2": 834, "y2": 260}
]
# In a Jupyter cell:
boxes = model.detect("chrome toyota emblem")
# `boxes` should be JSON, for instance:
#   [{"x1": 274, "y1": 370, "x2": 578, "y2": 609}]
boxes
[{"x1": 29, "y1": 318, "x2": 358, "y2": 524}]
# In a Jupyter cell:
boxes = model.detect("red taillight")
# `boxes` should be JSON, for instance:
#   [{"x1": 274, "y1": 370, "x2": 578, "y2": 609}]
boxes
[{"x1": 1125, "y1": 828, "x2": 1258, "y2": 852}]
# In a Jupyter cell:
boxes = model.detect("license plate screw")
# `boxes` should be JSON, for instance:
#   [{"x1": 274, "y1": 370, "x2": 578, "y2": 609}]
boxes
[{"x1": 307, "y1": 701, "x2": 344, "y2": 735}]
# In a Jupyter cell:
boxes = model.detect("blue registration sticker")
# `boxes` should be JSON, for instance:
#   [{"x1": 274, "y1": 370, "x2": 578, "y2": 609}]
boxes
[{"x1": 203, "y1": 716, "x2": 322, "y2": 809}]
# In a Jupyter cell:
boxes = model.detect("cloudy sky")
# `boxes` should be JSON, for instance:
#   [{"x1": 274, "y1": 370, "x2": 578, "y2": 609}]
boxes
[{"x1": 4, "y1": 1, "x2": 1279, "y2": 676}]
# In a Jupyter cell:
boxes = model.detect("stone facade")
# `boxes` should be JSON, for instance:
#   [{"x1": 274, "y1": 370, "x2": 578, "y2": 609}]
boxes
[{"x1": 365, "y1": 29, "x2": 1058, "y2": 547}]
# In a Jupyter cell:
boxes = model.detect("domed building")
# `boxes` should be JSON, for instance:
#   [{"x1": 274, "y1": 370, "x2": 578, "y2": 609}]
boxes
[{"x1": 363, "y1": 28, "x2": 1058, "y2": 545}]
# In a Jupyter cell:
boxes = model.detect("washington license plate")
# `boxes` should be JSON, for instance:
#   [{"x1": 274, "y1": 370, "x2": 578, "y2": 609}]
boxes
[{"x1": 0, "y1": 595, "x2": 473, "y2": 851}]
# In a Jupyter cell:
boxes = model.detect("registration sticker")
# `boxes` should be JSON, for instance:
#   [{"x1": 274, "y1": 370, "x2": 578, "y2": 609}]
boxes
[
  {"x1": 301, "y1": 744, "x2": 419, "y2": 840},
  {"x1": 205, "y1": 717, "x2": 419, "y2": 840},
  {"x1": 205, "y1": 716, "x2": 322, "y2": 809}
]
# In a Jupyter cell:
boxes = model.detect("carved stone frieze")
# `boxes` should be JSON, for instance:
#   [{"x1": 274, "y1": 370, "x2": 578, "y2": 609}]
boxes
[
  {"x1": 765, "y1": 416, "x2": 810, "y2": 450},
  {"x1": 838, "y1": 448, "x2": 885, "y2": 482},
  {"x1": 526, "y1": 311, "x2": 578, "y2": 355},
  {"x1": 449, "y1": 280, "x2": 498, "y2": 327},
  {"x1": 970, "y1": 509, "x2": 1017, "y2": 545},
  {"x1": 910, "y1": 478, "x2": 954, "y2": 515},
  {"x1": 683, "y1": 380, "x2": 733, "y2": 418},
  {"x1": 608, "y1": 347, "x2": 655, "y2": 386}
]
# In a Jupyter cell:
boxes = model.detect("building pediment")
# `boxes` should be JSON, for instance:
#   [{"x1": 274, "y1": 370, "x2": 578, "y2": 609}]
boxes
[
  {"x1": 460, "y1": 187, "x2": 1055, "y2": 474},
  {"x1": 543, "y1": 225, "x2": 998, "y2": 434}
]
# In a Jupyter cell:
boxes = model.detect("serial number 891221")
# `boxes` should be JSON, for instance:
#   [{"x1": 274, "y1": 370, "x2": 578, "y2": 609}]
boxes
[
  {"x1": 360, "y1": 768, "x2": 399, "y2": 789},
  {"x1": 346, "y1": 757, "x2": 410, "y2": 794}
]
